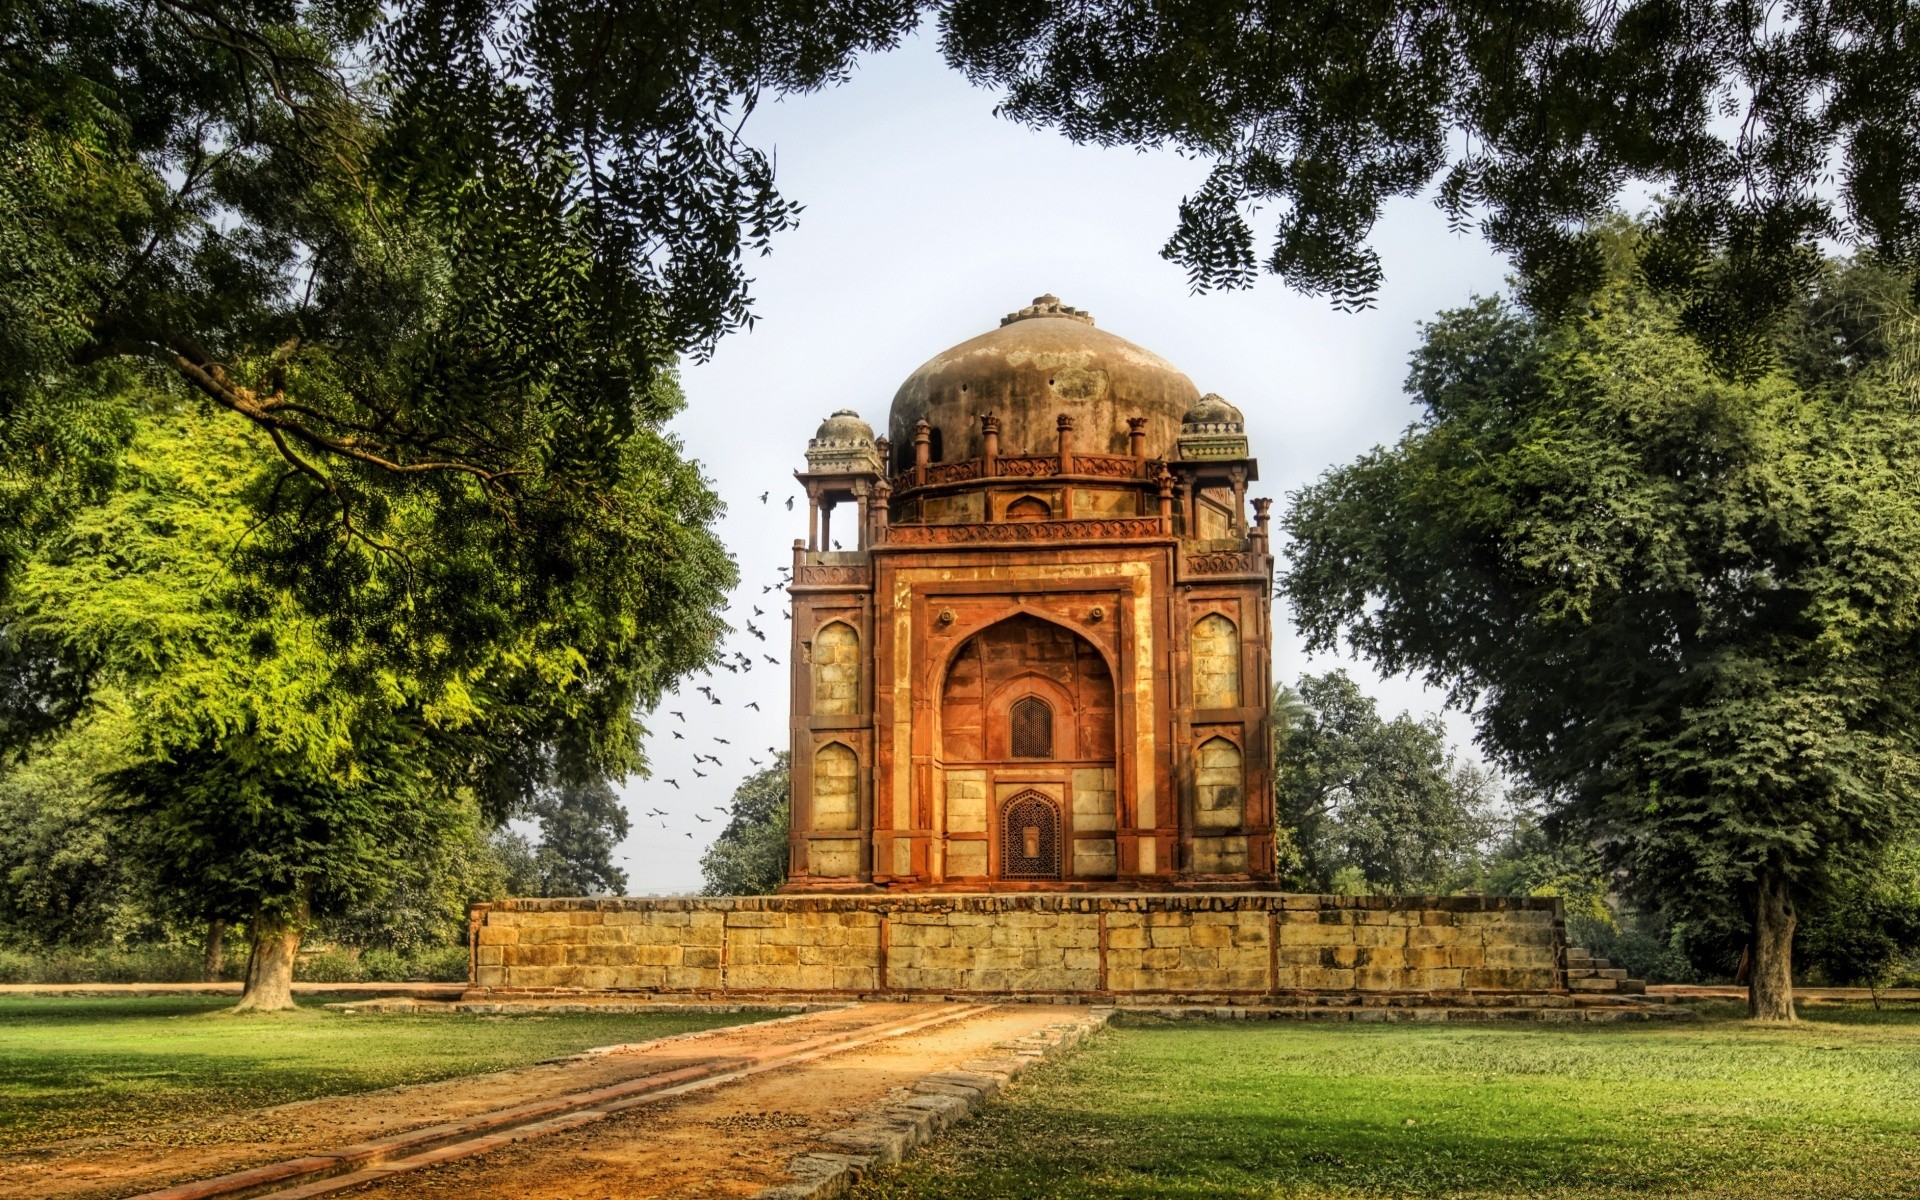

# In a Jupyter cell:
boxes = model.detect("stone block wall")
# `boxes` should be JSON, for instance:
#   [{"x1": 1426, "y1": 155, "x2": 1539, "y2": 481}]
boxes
[{"x1": 470, "y1": 893, "x2": 1564, "y2": 999}]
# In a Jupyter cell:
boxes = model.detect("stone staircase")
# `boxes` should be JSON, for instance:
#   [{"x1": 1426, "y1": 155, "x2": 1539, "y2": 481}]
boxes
[{"x1": 1566, "y1": 946, "x2": 1649, "y2": 996}]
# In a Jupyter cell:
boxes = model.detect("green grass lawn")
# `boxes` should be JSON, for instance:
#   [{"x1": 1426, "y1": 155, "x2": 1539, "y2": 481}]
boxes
[
  {"x1": 0, "y1": 994, "x2": 763, "y2": 1151},
  {"x1": 857, "y1": 1002, "x2": 1920, "y2": 1200}
]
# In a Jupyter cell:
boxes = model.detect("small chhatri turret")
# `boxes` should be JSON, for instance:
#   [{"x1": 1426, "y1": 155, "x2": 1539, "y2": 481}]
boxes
[
  {"x1": 805, "y1": 409, "x2": 883, "y2": 475},
  {"x1": 1177, "y1": 394, "x2": 1249, "y2": 461}
]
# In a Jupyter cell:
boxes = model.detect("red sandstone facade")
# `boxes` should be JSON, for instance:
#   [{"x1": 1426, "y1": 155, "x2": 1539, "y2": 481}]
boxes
[{"x1": 785, "y1": 296, "x2": 1276, "y2": 890}]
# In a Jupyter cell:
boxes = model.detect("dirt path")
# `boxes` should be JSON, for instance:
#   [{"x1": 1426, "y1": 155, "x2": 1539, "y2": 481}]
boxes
[
  {"x1": 4, "y1": 1004, "x2": 898, "y2": 1200},
  {"x1": 326, "y1": 1003, "x2": 1075, "y2": 1200}
]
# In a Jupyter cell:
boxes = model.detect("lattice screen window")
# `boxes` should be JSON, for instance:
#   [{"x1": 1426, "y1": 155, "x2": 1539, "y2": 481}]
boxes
[
  {"x1": 1000, "y1": 791, "x2": 1062, "y2": 880},
  {"x1": 1010, "y1": 695, "x2": 1053, "y2": 759}
]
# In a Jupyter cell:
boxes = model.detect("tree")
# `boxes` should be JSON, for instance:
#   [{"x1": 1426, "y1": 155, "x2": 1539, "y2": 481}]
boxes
[
  {"x1": 5, "y1": 392, "x2": 726, "y2": 1008},
  {"x1": 1, "y1": 0, "x2": 918, "y2": 579},
  {"x1": 1282, "y1": 241, "x2": 1920, "y2": 1019},
  {"x1": 944, "y1": 1, "x2": 1920, "y2": 368},
  {"x1": 519, "y1": 778, "x2": 632, "y2": 898},
  {"x1": 1798, "y1": 841, "x2": 1920, "y2": 1005},
  {"x1": 0, "y1": 703, "x2": 147, "y2": 948},
  {"x1": 702, "y1": 754, "x2": 790, "y2": 896},
  {"x1": 1273, "y1": 672, "x2": 1493, "y2": 894}
]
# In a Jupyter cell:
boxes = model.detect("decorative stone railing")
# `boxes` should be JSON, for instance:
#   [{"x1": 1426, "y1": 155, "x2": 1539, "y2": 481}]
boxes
[
  {"x1": 884, "y1": 517, "x2": 1170, "y2": 545},
  {"x1": 891, "y1": 454, "x2": 1156, "y2": 492}
]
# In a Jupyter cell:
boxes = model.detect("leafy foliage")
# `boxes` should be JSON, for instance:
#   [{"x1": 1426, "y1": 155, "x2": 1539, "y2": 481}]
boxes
[
  {"x1": 1282, "y1": 243, "x2": 1920, "y2": 1012},
  {"x1": 2, "y1": 394, "x2": 718, "y2": 989},
  {"x1": 0, "y1": 704, "x2": 145, "y2": 948},
  {"x1": 702, "y1": 753, "x2": 789, "y2": 896},
  {"x1": 489, "y1": 779, "x2": 632, "y2": 898},
  {"x1": 1799, "y1": 840, "x2": 1920, "y2": 994},
  {"x1": 1273, "y1": 672, "x2": 1494, "y2": 894},
  {"x1": 942, "y1": 0, "x2": 1920, "y2": 364}
]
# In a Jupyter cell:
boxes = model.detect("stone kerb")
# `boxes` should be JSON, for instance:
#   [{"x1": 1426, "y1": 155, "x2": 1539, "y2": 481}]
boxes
[{"x1": 469, "y1": 893, "x2": 1563, "y2": 998}]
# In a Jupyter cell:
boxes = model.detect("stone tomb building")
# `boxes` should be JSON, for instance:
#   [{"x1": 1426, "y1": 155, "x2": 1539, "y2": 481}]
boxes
[
  {"x1": 786, "y1": 295, "x2": 1276, "y2": 890},
  {"x1": 466, "y1": 298, "x2": 1587, "y2": 1004}
]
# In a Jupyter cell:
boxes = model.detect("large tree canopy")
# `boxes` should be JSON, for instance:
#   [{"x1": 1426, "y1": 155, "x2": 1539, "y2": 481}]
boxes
[
  {"x1": 945, "y1": 0, "x2": 1920, "y2": 367},
  {"x1": 3, "y1": 387, "x2": 727, "y2": 1005},
  {"x1": 1273, "y1": 672, "x2": 1494, "y2": 895},
  {"x1": 1283, "y1": 243, "x2": 1920, "y2": 1019}
]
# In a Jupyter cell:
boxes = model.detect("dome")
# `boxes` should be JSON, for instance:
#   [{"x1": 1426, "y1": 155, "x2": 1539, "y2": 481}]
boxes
[
  {"x1": 888, "y1": 295, "x2": 1201, "y2": 470},
  {"x1": 806, "y1": 408, "x2": 882, "y2": 476},
  {"x1": 813, "y1": 408, "x2": 874, "y2": 445},
  {"x1": 1182, "y1": 393, "x2": 1243, "y2": 428}
]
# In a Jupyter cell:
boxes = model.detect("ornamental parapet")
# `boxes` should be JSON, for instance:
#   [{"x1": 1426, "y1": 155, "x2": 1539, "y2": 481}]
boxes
[
  {"x1": 890, "y1": 453, "x2": 1159, "y2": 493},
  {"x1": 883, "y1": 516, "x2": 1171, "y2": 545}
]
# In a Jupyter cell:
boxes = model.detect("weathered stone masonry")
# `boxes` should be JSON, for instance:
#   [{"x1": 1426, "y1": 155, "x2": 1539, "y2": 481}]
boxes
[{"x1": 469, "y1": 894, "x2": 1565, "y2": 999}]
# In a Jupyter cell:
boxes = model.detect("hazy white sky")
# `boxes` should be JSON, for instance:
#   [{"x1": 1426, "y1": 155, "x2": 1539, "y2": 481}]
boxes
[{"x1": 620, "y1": 31, "x2": 1509, "y2": 893}]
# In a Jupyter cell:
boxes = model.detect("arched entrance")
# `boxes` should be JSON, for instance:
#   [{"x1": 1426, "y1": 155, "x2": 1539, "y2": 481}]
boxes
[{"x1": 938, "y1": 614, "x2": 1117, "y2": 882}]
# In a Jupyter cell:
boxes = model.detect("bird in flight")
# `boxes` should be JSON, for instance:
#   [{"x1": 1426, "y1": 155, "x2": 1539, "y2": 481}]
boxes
[
  {"x1": 719, "y1": 660, "x2": 739, "y2": 673},
  {"x1": 708, "y1": 694, "x2": 722, "y2": 705},
  {"x1": 663, "y1": 779, "x2": 680, "y2": 789},
  {"x1": 685, "y1": 832, "x2": 693, "y2": 839},
  {"x1": 762, "y1": 584, "x2": 775, "y2": 594},
  {"x1": 785, "y1": 496, "x2": 795, "y2": 510},
  {"x1": 752, "y1": 605, "x2": 764, "y2": 616},
  {"x1": 759, "y1": 491, "x2": 769, "y2": 503},
  {"x1": 671, "y1": 730, "x2": 684, "y2": 740},
  {"x1": 714, "y1": 737, "x2": 731, "y2": 744},
  {"x1": 746, "y1": 623, "x2": 765, "y2": 640},
  {"x1": 692, "y1": 769, "x2": 706, "y2": 778},
  {"x1": 763, "y1": 655, "x2": 779, "y2": 665},
  {"x1": 746, "y1": 701, "x2": 761, "y2": 711},
  {"x1": 748, "y1": 757, "x2": 762, "y2": 767},
  {"x1": 670, "y1": 710, "x2": 684, "y2": 721},
  {"x1": 832, "y1": 540, "x2": 842, "y2": 550},
  {"x1": 695, "y1": 814, "x2": 711, "y2": 823},
  {"x1": 713, "y1": 805, "x2": 727, "y2": 812},
  {"x1": 696, "y1": 685, "x2": 714, "y2": 700}
]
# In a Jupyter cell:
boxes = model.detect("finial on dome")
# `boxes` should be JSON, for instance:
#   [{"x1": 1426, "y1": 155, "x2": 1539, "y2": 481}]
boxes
[{"x1": 1000, "y1": 294, "x2": 1096, "y2": 327}]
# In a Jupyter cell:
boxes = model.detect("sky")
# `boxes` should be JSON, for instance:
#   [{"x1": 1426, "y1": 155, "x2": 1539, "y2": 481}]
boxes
[{"x1": 618, "y1": 31, "x2": 1510, "y2": 893}]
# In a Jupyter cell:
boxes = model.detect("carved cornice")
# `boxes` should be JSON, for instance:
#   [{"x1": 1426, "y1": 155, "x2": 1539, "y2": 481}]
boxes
[
  {"x1": 794, "y1": 564, "x2": 872, "y2": 587},
  {"x1": 1184, "y1": 550, "x2": 1262, "y2": 575},
  {"x1": 886, "y1": 517, "x2": 1168, "y2": 545}
]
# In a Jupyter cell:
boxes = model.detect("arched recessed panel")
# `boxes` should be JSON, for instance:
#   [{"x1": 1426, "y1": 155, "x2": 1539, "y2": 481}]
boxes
[
  {"x1": 812, "y1": 742, "x2": 859, "y2": 832},
  {"x1": 1005, "y1": 495, "x2": 1051, "y2": 521},
  {"x1": 1000, "y1": 791, "x2": 1062, "y2": 880},
  {"x1": 939, "y1": 615, "x2": 1115, "y2": 764},
  {"x1": 1194, "y1": 736, "x2": 1244, "y2": 829},
  {"x1": 1192, "y1": 613, "x2": 1242, "y2": 709},
  {"x1": 812, "y1": 622, "x2": 859, "y2": 716},
  {"x1": 1010, "y1": 695, "x2": 1053, "y2": 758}
]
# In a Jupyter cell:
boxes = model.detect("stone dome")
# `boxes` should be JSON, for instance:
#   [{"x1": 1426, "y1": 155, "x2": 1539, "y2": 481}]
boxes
[
  {"x1": 888, "y1": 295, "x2": 1202, "y2": 471},
  {"x1": 1182, "y1": 393, "x2": 1243, "y2": 428},
  {"x1": 813, "y1": 408, "x2": 875, "y2": 445}
]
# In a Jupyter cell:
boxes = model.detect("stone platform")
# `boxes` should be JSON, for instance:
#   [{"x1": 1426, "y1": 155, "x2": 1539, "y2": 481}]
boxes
[{"x1": 469, "y1": 893, "x2": 1569, "y2": 1002}]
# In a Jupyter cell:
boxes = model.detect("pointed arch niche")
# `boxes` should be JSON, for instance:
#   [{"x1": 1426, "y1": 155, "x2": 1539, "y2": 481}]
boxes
[
  {"x1": 938, "y1": 614, "x2": 1117, "y2": 881},
  {"x1": 806, "y1": 741, "x2": 861, "y2": 878},
  {"x1": 812, "y1": 621, "x2": 859, "y2": 716},
  {"x1": 1191, "y1": 612, "x2": 1242, "y2": 708}
]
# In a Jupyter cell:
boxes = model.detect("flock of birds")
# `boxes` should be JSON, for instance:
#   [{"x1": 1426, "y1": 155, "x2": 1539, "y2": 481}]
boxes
[{"x1": 648, "y1": 491, "x2": 804, "y2": 839}]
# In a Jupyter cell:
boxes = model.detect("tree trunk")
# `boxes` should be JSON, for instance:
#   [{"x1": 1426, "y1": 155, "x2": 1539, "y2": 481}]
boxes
[
  {"x1": 1748, "y1": 868, "x2": 1797, "y2": 1022},
  {"x1": 234, "y1": 904, "x2": 304, "y2": 1013},
  {"x1": 203, "y1": 918, "x2": 225, "y2": 983}
]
